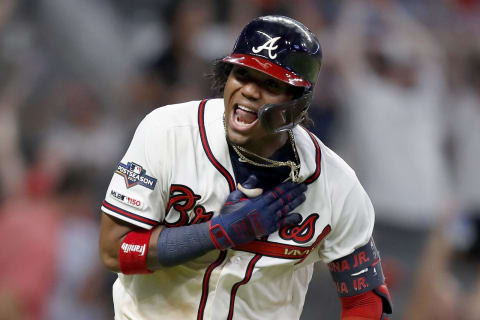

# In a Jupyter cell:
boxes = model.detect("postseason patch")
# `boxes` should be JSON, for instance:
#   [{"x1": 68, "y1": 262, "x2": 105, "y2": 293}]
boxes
[{"x1": 115, "y1": 162, "x2": 157, "y2": 190}]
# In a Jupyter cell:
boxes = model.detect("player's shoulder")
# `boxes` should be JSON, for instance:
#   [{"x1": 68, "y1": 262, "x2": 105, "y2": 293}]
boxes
[
  {"x1": 143, "y1": 98, "x2": 224, "y2": 129},
  {"x1": 320, "y1": 141, "x2": 356, "y2": 181},
  {"x1": 147, "y1": 100, "x2": 201, "y2": 124},
  {"x1": 297, "y1": 127, "x2": 358, "y2": 187},
  {"x1": 322, "y1": 144, "x2": 360, "y2": 193}
]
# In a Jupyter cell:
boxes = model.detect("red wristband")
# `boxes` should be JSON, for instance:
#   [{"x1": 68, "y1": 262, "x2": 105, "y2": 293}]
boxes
[
  {"x1": 119, "y1": 229, "x2": 153, "y2": 274},
  {"x1": 340, "y1": 290, "x2": 382, "y2": 319}
]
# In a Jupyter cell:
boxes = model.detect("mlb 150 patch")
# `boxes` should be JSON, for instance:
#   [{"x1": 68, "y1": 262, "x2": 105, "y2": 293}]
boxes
[
  {"x1": 115, "y1": 162, "x2": 157, "y2": 190},
  {"x1": 110, "y1": 190, "x2": 145, "y2": 209}
]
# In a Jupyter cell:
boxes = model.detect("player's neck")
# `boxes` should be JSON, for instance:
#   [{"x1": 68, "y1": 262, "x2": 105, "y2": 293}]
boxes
[
  {"x1": 229, "y1": 130, "x2": 301, "y2": 182},
  {"x1": 241, "y1": 131, "x2": 288, "y2": 159}
]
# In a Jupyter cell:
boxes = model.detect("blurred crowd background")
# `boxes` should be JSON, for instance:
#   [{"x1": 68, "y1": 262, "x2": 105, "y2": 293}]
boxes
[{"x1": 1, "y1": 0, "x2": 479, "y2": 319}]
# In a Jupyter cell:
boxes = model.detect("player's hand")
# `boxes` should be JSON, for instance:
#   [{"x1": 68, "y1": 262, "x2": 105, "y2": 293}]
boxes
[{"x1": 209, "y1": 175, "x2": 306, "y2": 250}]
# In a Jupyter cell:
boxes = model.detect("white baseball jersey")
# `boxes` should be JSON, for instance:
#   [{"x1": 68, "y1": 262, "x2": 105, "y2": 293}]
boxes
[{"x1": 101, "y1": 98, "x2": 375, "y2": 320}]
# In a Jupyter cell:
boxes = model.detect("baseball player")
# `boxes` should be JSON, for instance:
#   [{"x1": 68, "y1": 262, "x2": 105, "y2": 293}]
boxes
[{"x1": 99, "y1": 16, "x2": 392, "y2": 320}]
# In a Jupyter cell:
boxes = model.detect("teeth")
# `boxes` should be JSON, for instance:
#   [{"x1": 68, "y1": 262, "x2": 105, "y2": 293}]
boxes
[{"x1": 237, "y1": 105, "x2": 256, "y2": 114}]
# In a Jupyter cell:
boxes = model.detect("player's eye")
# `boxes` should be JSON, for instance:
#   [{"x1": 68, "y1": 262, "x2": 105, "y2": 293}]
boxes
[
  {"x1": 233, "y1": 67, "x2": 249, "y2": 80},
  {"x1": 264, "y1": 79, "x2": 283, "y2": 93}
]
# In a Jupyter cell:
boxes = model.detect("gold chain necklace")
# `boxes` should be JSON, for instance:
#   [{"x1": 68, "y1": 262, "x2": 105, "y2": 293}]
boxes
[{"x1": 224, "y1": 117, "x2": 301, "y2": 182}]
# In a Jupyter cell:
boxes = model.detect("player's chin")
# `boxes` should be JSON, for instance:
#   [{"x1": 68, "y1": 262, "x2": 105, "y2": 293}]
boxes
[{"x1": 226, "y1": 126, "x2": 252, "y2": 146}]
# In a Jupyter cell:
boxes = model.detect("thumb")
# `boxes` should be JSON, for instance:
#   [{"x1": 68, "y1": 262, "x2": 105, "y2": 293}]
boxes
[
  {"x1": 280, "y1": 213, "x2": 302, "y2": 228},
  {"x1": 237, "y1": 175, "x2": 263, "y2": 198},
  {"x1": 242, "y1": 174, "x2": 259, "y2": 189},
  {"x1": 225, "y1": 175, "x2": 261, "y2": 204}
]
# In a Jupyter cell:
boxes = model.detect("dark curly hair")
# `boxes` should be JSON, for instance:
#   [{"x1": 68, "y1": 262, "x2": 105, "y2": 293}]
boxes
[{"x1": 206, "y1": 59, "x2": 233, "y2": 97}]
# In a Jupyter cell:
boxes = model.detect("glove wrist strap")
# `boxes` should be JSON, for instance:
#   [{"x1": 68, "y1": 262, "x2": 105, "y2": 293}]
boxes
[{"x1": 209, "y1": 218, "x2": 235, "y2": 250}]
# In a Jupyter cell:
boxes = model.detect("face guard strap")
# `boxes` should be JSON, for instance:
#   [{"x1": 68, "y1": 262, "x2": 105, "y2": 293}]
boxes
[{"x1": 257, "y1": 91, "x2": 313, "y2": 133}]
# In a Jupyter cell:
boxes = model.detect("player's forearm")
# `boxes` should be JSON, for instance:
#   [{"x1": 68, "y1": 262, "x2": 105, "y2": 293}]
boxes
[
  {"x1": 99, "y1": 212, "x2": 213, "y2": 272},
  {"x1": 99, "y1": 212, "x2": 136, "y2": 272},
  {"x1": 148, "y1": 222, "x2": 216, "y2": 269}
]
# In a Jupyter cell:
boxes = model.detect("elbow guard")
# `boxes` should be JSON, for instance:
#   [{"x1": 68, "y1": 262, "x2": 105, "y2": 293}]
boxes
[{"x1": 329, "y1": 238, "x2": 393, "y2": 318}]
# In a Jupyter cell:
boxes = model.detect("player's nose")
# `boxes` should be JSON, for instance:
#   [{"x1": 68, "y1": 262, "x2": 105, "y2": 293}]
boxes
[{"x1": 241, "y1": 80, "x2": 261, "y2": 100}]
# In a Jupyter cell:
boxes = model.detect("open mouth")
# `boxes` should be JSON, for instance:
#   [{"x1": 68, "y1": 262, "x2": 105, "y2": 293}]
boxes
[{"x1": 233, "y1": 104, "x2": 258, "y2": 127}]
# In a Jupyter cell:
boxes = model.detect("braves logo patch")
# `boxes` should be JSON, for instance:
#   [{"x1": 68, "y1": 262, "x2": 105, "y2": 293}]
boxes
[
  {"x1": 115, "y1": 162, "x2": 157, "y2": 190},
  {"x1": 165, "y1": 184, "x2": 213, "y2": 227},
  {"x1": 279, "y1": 214, "x2": 319, "y2": 244}
]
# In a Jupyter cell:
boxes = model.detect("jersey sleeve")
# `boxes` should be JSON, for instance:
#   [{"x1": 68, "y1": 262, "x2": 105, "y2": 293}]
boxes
[
  {"x1": 318, "y1": 177, "x2": 375, "y2": 263},
  {"x1": 101, "y1": 113, "x2": 167, "y2": 229}
]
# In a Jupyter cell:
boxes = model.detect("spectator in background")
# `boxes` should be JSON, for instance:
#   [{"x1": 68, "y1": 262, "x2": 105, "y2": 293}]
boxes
[
  {"x1": 0, "y1": 163, "x2": 113, "y2": 320},
  {"x1": 38, "y1": 80, "x2": 128, "y2": 199},
  {"x1": 46, "y1": 166, "x2": 111, "y2": 320},
  {"x1": 0, "y1": 70, "x2": 26, "y2": 199},
  {"x1": 0, "y1": 166, "x2": 61, "y2": 320},
  {"x1": 401, "y1": 47, "x2": 480, "y2": 320},
  {"x1": 332, "y1": 0, "x2": 451, "y2": 317},
  {"x1": 42, "y1": 81, "x2": 126, "y2": 171},
  {"x1": 290, "y1": 0, "x2": 341, "y2": 145},
  {"x1": 449, "y1": 50, "x2": 480, "y2": 225},
  {"x1": 0, "y1": 0, "x2": 43, "y2": 200},
  {"x1": 145, "y1": 0, "x2": 215, "y2": 104},
  {"x1": 402, "y1": 211, "x2": 480, "y2": 320}
]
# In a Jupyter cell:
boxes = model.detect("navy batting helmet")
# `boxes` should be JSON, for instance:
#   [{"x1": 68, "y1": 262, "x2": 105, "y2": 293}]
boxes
[{"x1": 223, "y1": 15, "x2": 322, "y2": 133}]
